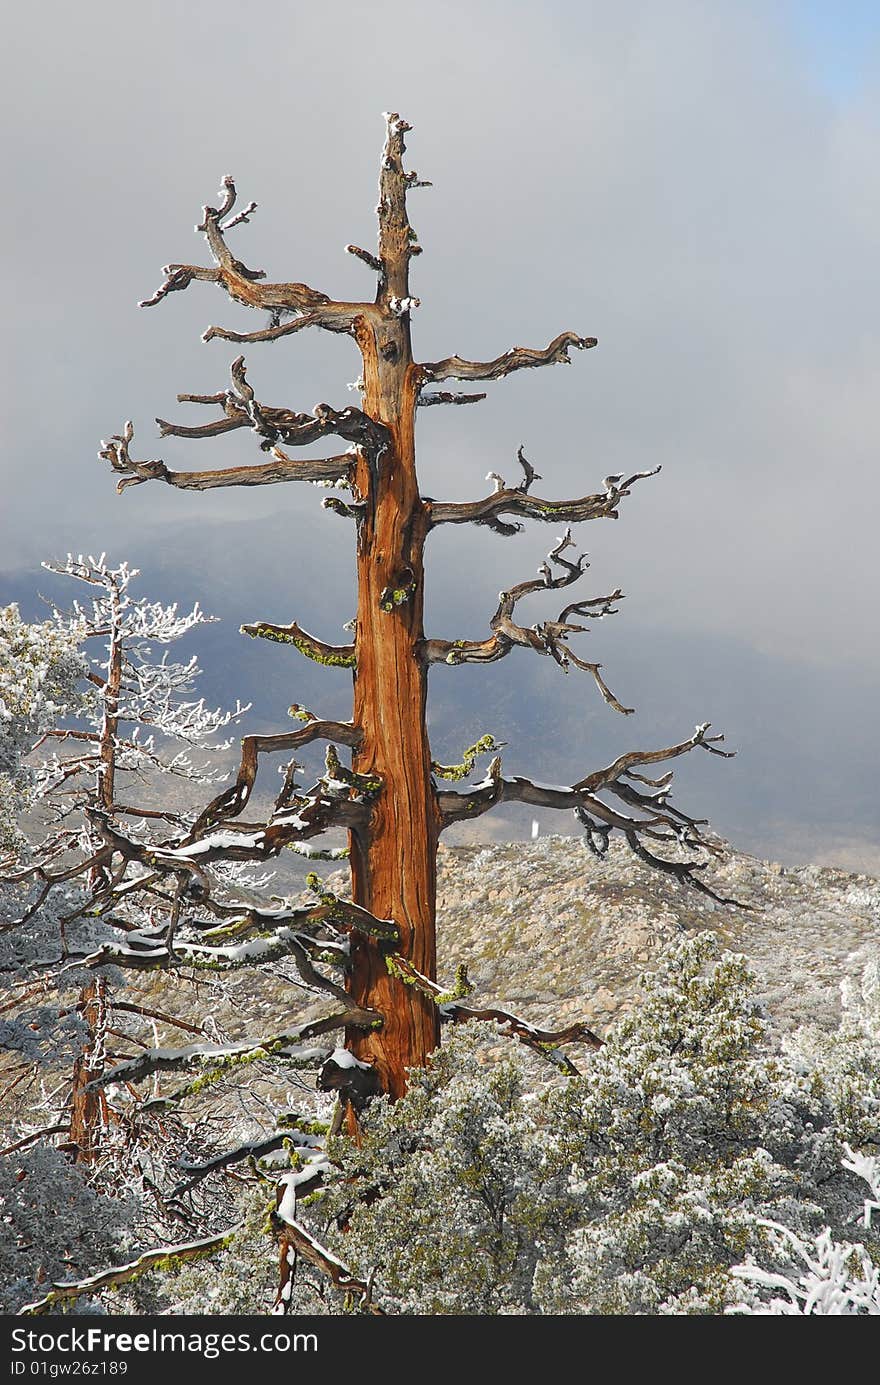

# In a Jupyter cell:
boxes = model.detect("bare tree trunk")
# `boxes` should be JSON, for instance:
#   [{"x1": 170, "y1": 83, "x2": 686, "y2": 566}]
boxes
[
  {"x1": 70, "y1": 586, "x2": 121, "y2": 1159},
  {"x1": 346, "y1": 317, "x2": 440, "y2": 1098},
  {"x1": 344, "y1": 122, "x2": 441, "y2": 1097},
  {"x1": 68, "y1": 974, "x2": 108, "y2": 1164}
]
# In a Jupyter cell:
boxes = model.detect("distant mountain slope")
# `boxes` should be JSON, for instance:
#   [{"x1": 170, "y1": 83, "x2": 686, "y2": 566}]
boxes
[
  {"x1": 4, "y1": 520, "x2": 879, "y2": 873},
  {"x1": 426, "y1": 836, "x2": 880, "y2": 1036}
]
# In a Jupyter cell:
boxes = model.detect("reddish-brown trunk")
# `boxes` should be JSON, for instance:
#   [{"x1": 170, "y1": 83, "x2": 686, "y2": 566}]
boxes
[{"x1": 345, "y1": 311, "x2": 441, "y2": 1098}]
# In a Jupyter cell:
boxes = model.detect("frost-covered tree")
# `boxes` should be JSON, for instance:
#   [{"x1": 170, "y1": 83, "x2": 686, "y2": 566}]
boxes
[
  {"x1": 0, "y1": 1142, "x2": 138, "y2": 1315},
  {"x1": 3, "y1": 555, "x2": 247, "y2": 1165},
  {"x1": 786, "y1": 958, "x2": 880, "y2": 1151},
  {"x1": 33, "y1": 554, "x2": 246, "y2": 822},
  {"x1": 541, "y1": 935, "x2": 849, "y2": 1314},
  {"x1": 0, "y1": 603, "x2": 84, "y2": 852},
  {"x1": 0, "y1": 560, "x2": 251, "y2": 1229}
]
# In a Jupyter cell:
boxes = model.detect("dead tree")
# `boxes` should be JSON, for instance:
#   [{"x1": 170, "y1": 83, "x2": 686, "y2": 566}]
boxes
[{"x1": 82, "y1": 112, "x2": 735, "y2": 1107}]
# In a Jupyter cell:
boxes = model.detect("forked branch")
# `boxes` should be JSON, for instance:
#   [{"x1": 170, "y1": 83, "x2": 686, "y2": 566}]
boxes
[
  {"x1": 192, "y1": 715, "x2": 363, "y2": 831},
  {"x1": 437, "y1": 723, "x2": 741, "y2": 906},
  {"x1": 139, "y1": 174, "x2": 374, "y2": 337},
  {"x1": 275, "y1": 1217, "x2": 384, "y2": 1314},
  {"x1": 422, "y1": 531, "x2": 633, "y2": 714},
  {"x1": 155, "y1": 357, "x2": 388, "y2": 453}
]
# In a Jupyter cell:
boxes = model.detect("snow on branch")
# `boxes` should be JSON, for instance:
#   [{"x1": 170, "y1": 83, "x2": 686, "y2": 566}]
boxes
[
  {"x1": 83, "y1": 741, "x2": 374, "y2": 875},
  {"x1": 99, "y1": 420, "x2": 355, "y2": 495},
  {"x1": 275, "y1": 1216, "x2": 384, "y2": 1314},
  {"x1": 419, "y1": 330, "x2": 597, "y2": 385},
  {"x1": 138, "y1": 173, "x2": 374, "y2": 337},
  {"x1": 83, "y1": 1012, "x2": 378, "y2": 1092},
  {"x1": 421, "y1": 530, "x2": 633, "y2": 714},
  {"x1": 175, "y1": 1126, "x2": 320, "y2": 1181},
  {"x1": 428, "y1": 450, "x2": 661, "y2": 535},
  {"x1": 19, "y1": 1228, "x2": 240, "y2": 1316},
  {"x1": 80, "y1": 921, "x2": 349, "y2": 987}
]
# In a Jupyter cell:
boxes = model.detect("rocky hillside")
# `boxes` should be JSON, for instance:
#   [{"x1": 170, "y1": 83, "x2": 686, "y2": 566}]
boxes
[{"x1": 426, "y1": 835, "x2": 879, "y2": 1037}]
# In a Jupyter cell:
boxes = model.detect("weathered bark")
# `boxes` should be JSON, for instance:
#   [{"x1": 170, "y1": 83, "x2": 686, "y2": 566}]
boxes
[
  {"x1": 68, "y1": 975, "x2": 108, "y2": 1164},
  {"x1": 346, "y1": 117, "x2": 440, "y2": 1097}
]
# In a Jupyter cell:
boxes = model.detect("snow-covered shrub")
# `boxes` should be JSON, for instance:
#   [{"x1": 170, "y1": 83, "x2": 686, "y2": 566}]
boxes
[
  {"x1": 543, "y1": 935, "x2": 846, "y2": 1313},
  {"x1": 316, "y1": 1026, "x2": 567, "y2": 1314},
  {"x1": 0, "y1": 603, "x2": 85, "y2": 849},
  {"x1": 731, "y1": 1149, "x2": 880, "y2": 1314},
  {"x1": 787, "y1": 959, "x2": 880, "y2": 1151},
  {"x1": 291, "y1": 934, "x2": 869, "y2": 1315}
]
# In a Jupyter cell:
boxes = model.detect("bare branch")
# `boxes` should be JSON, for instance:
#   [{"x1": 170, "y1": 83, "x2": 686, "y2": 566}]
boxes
[
  {"x1": 381, "y1": 952, "x2": 600, "y2": 1074},
  {"x1": 420, "y1": 331, "x2": 597, "y2": 384},
  {"x1": 138, "y1": 265, "x2": 222, "y2": 309},
  {"x1": 573, "y1": 722, "x2": 734, "y2": 795},
  {"x1": 0, "y1": 1125, "x2": 68, "y2": 1160},
  {"x1": 417, "y1": 390, "x2": 487, "y2": 407},
  {"x1": 201, "y1": 310, "x2": 326, "y2": 345},
  {"x1": 240, "y1": 620, "x2": 356, "y2": 668},
  {"x1": 346, "y1": 243, "x2": 382, "y2": 273},
  {"x1": 421, "y1": 532, "x2": 633, "y2": 713},
  {"x1": 139, "y1": 174, "x2": 374, "y2": 336},
  {"x1": 428, "y1": 461, "x2": 661, "y2": 533},
  {"x1": 109, "y1": 1000, "x2": 206, "y2": 1036},
  {"x1": 445, "y1": 1005, "x2": 601, "y2": 1074},
  {"x1": 99, "y1": 420, "x2": 354, "y2": 495},
  {"x1": 620, "y1": 831, "x2": 742, "y2": 905},
  {"x1": 152, "y1": 357, "x2": 389, "y2": 453},
  {"x1": 436, "y1": 722, "x2": 741, "y2": 906}
]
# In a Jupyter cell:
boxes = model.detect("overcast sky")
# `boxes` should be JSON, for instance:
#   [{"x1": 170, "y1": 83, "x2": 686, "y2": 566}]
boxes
[{"x1": 1, "y1": 2, "x2": 878, "y2": 869}]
